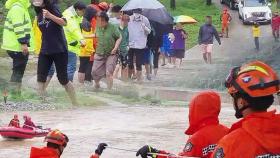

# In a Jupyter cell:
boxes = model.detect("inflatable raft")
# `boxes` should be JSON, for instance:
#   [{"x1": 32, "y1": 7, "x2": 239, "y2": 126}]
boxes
[{"x1": 0, "y1": 127, "x2": 50, "y2": 139}]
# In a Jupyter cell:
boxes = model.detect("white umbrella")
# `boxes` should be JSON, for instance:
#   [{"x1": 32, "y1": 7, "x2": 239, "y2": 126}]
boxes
[{"x1": 121, "y1": 0, "x2": 165, "y2": 11}]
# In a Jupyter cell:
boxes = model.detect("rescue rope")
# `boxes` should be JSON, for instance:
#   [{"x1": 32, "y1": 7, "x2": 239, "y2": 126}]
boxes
[{"x1": 99, "y1": 145, "x2": 199, "y2": 158}]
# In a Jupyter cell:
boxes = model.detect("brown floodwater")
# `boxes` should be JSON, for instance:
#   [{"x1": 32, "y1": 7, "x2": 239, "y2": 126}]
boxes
[{"x1": 0, "y1": 104, "x2": 277, "y2": 158}]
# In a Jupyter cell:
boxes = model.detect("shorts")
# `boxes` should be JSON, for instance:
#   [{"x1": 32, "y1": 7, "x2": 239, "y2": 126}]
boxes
[
  {"x1": 47, "y1": 51, "x2": 77, "y2": 82},
  {"x1": 92, "y1": 54, "x2": 118, "y2": 81},
  {"x1": 79, "y1": 57, "x2": 93, "y2": 73},
  {"x1": 160, "y1": 47, "x2": 171, "y2": 57},
  {"x1": 7, "y1": 51, "x2": 29, "y2": 83},
  {"x1": 128, "y1": 48, "x2": 145, "y2": 71},
  {"x1": 201, "y1": 44, "x2": 213, "y2": 54},
  {"x1": 143, "y1": 48, "x2": 151, "y2": 65},
  {"x1": 171, "y1": 49, "x2": 185, "y2": 59},
  {"x1": 37, "y1": 52, "x2": 69, "y2": 85},
  {"x1": 79, "y1": 57, "x2": 93, "y2": 82},
  {"x1": 119, "y1": 52, "x2": 128, "y2": 69}
]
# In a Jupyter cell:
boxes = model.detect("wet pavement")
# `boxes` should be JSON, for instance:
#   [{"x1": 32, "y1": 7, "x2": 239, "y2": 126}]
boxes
[{"x1": 0, "y1": 104, "x2": 238, "y2": 158}]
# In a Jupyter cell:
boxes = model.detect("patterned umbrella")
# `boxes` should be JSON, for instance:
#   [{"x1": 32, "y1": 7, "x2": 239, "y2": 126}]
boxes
[{"x1": 174, "y1": 15, "x2": 197, "y2": 24}]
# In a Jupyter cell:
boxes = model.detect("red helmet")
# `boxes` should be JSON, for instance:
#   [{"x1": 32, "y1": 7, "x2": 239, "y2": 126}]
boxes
[
  {"x1": 225, "y1": 61, "x2": 280, "y2": 97},
  {"x1": 44, "y1": 130, "x2": 69, "y2": 146},
  {"x1": 98, "y1": 2, "x2": 109, "y2": 11}
]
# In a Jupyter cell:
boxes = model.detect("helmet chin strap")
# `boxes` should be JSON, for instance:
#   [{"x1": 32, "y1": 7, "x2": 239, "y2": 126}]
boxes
[{"x1": 233, "y1": 98, "x2": 250, "y2": 119}]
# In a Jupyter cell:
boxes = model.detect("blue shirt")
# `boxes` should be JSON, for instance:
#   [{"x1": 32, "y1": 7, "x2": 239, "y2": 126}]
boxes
[
  {"x1": 37, "y1": 3, "x2": 68, "y2": 54},
  {"x1": 198, "y1": 24, "x2": 221, "y2": 45}
]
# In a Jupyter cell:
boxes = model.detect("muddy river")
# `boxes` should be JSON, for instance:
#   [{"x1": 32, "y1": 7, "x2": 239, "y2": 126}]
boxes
[{"x1": 0, "y1": 104, "x2": 276, "y2": 158}]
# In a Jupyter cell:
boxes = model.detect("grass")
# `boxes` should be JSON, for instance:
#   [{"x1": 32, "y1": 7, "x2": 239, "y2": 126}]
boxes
[{"x1": 0, "y1": 0, "x2": 221, "y2": 55}]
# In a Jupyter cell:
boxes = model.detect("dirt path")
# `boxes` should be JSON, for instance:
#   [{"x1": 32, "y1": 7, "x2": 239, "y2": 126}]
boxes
[{"x1": 138, "y1": 0, "x2": 275, "y2": 90}]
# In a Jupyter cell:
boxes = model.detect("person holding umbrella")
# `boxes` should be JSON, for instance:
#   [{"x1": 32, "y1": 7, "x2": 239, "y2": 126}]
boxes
[
  {"x1": 127, "y1": 9, "x2": 151, "y2": 82},
  {"x1": 198, "y1": 16, "x2": 221, "y2": 64},
  {"x1": 171, "y1": 22, "x2": 187, "y2": 68}
]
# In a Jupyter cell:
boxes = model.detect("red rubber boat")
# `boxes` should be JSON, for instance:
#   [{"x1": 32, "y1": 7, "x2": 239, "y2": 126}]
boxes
[{"x1": 0, "y1": 126, "x2": 50, "y2": 139}]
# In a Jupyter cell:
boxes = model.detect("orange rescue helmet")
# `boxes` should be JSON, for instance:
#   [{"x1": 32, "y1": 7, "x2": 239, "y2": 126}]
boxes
[
  {"x1": 44, "y1": 129, "x2": 69, "y2": 146},
  {"x1": 225, "y1": 60, "x2": 280, "y2": 97},
  {"x1": 98, "y1": 2, "x2": 109, "y2": 11}
]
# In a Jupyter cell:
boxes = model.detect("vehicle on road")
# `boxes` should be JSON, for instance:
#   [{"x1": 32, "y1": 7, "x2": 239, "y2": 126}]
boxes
[
  {"x1": 238, "y1": 0, "x2": 272, "y2": 24},
  {"x1": 220, "y1": 0, "x2": 239, "y2": 10}
]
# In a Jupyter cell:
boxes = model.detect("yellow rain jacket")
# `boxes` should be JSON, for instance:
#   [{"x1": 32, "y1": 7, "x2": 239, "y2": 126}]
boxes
[
  {"x1": 2, "y1": 0, "x2": 34, "y2": 52},
  {"x1": 80, "y1": 29, "x2": 95, "y2": 57},
  {"x1": 63, "y1": 6, "x2": 84, "y2": 55},
  {"x1": 33, "y1": 18, "x2": 42, "y2": 55},
  {"x1": 252, "y1": 26, "x2": 261, "y2": 38}
]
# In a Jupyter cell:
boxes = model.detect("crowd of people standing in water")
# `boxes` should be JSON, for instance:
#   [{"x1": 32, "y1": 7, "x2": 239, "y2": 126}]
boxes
[{"x1": 1, "y1": 0, "x2": 224, "y2": 106}]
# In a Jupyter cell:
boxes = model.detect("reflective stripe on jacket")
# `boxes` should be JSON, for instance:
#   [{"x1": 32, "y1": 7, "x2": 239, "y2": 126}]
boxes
[{"x1": 2, "y1": 0, "x2": 34, "y2": 52}]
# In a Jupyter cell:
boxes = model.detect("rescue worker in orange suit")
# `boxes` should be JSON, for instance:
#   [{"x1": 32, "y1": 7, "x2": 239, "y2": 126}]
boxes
[
  {"x1": 30, "y1": 129, "x2": 69, "y2": 158},
  {"x1": 220, "y1": 8, "x2": 232, "y2": 38},
  {"x1": 136, "y1": 90, "x2": 229, "y2": 158},
  {"x1": 23, "y1": 115, "x2": 36, "y2": 130},
  {"x1": 8, "y1": 114, "x2": 20, "y2": 128},
  {"x1": 212, "y1": 60, "x2": 280, "y2": 158}
]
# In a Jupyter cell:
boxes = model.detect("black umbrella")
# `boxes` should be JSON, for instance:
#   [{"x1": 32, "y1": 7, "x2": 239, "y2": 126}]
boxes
[{"x1": 142, "y1": 8, "x2": 174, "y2": 25}]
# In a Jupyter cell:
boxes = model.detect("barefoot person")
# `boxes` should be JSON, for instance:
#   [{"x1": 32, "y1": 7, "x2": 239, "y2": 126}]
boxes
[
  {"x1": 92, "y1": 12, "x2": 122, "y2": 90},
  {"x1": 2, "y1": 0, "x2": 34, "y2": 97},
  {"x1": 34, "y1": 0, "x2": 77, "y2": 105},
  {"x1": 47, "y1": 1, "x2": 87, "y2": 83},
  {"x1": 198, "y1": 16, "x2": 221, "y2": 64}
]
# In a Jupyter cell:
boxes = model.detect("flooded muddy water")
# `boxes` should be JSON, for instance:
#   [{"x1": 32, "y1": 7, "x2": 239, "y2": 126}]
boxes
[{"x1": 0, "y1": 104, "x2": 276, "y2": 158}]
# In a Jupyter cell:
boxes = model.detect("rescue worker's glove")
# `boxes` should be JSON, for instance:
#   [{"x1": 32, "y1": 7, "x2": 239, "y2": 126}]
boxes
[
  {"x1": 136, "y1": 145, "x2": 159, "y2": 158},
  {"x1": 95, "y1": 143, "x2": 108, "y2": 155}
]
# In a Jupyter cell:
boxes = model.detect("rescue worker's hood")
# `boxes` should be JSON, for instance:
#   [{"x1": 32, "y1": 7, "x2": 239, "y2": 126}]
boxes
[
  {"x1": 5, "y1": 0, "x2": 31, "y2": 9},
  {"x1": 242, "y1": 110, "x2": 280, "y2": 154},
  {"x1": 185, "y1": 90, "x2": 221, "y2": 135},
  {"x1": 30, "y1": 147, "x2": 59, "y2": 158}
]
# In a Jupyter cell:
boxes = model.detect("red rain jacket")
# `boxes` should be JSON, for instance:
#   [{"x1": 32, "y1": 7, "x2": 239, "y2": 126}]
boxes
[
  {"x1": 212, "y1": 110, "x2": 280, "y2": 158},
  {"x1": 157, "y1": 91, "x2": 229, "y2": 158},
  {"x1": 30, "y1": 147, "x2": 59, "y2": 158}
]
